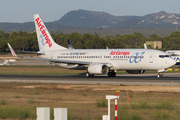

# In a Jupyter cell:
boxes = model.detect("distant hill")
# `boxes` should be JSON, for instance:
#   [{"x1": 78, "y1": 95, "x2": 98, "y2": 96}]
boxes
[
  {"x1": 113, "y1": 11, "x2": 180, "y2": 28},
  {"x1": 54, "y1": 9, "x2": 141, "y2": 28}
]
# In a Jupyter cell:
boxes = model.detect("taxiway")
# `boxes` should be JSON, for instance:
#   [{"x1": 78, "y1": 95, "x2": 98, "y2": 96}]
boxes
[{"x1": 0, "y1": 73, "x2": 180, "y2": 86}]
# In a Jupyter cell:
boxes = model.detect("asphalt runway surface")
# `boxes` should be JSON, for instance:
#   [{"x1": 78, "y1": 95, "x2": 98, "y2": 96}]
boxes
[{"x1": 0, "y1": 73, "x2": 180, "y2": 86}]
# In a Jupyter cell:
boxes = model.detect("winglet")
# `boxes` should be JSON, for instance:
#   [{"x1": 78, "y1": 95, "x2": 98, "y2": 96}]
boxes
[{"x1": 7, "y1": 43, "x2": 17, "y2": 57}]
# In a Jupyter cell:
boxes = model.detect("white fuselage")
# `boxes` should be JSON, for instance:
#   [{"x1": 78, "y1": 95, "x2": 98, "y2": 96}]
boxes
[
  {"x1": 39, "y1": 49, "x2": 175, "y2": 71},
  {"x1": 166, "y1": 50, "x2": 180, "y2": 56}
]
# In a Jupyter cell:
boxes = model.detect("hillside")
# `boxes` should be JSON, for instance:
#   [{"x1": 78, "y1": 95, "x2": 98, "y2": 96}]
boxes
[{"x1": 54, "y1": 9, "x2": 140, "y2": 28}]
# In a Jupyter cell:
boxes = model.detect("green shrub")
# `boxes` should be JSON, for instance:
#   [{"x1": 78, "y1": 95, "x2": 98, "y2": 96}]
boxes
[
  {"x1": 129, "y1": 93, "x2": 133, "y2": 98},
  {"x1": 81, "y1": 91, "x2": 88, "y2": 96},
  {"x1": 120, "y1": 84, "x2": 126, "y2": 86},
  {"x1": 96, "y1": 99, "x2": 107, "y2": 107},
  {"x1": 0, "y1": 98, "x2": 7, "y2": 105},
  {"x1": 14, "y1": 95, "x2": 20, "y2": 98}
]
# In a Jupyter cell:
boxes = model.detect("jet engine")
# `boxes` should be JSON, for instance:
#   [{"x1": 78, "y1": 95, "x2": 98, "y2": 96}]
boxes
[
  {"x1": 88, "y1": 64, "x2": 109, "y2": 74},
  {"x1": 126, "y1": 70, "x2": 145, "y2": 74}
]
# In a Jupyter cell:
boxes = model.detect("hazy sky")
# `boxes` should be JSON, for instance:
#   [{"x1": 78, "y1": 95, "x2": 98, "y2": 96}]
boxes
[{"x1": 1, "y1": 0, "x2": 180, "y2": 23}]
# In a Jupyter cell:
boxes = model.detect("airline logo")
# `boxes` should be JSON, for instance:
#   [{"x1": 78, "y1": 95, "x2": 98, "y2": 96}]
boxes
[
  {"x1": 129, "y1": 52, "x2": 145, "y2": 63},
  {"x1": 173, "y1": 57, "x2": 180, "y2": 61},
  {"x1": 109, "y1": 51, "x2": 130, "y2": 56},
  {"x1": 35, "y1": 17, "x2": 52, "y2": 47}
]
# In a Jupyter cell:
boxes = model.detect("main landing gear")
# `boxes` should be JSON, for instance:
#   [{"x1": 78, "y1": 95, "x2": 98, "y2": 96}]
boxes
[
  {"x1": 86, "y1": 72, "x2": 94, "y2": 78},
  {"x1": 108, "y1": 71, "x2": 116, "y2": 77},
  {"x1": 157, "y1": 73, "x2": 163, "y2": 78}
]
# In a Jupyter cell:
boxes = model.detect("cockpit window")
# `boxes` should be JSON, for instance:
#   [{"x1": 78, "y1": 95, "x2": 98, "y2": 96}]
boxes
[{"x1": 159, "y1": 55, "x2": 170, "y2": 58}]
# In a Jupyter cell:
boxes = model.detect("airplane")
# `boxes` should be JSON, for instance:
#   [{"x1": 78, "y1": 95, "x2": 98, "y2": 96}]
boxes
[
  {"x1": 166, "y1": 50, "x2": 180, "y2": 56},
  {"x1": 0, "y1": 59, "x2": 16, "y2": 65},
  {"x1": 166, "y1": 50, "x2": 180, "y2": 65},
  {"x1": 8, "y1": 14, "x2": 176, "y2": 78}
]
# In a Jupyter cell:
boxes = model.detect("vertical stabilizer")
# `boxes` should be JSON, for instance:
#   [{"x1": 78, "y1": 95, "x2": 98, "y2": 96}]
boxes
[
  {"x1": 7, "y1": 43, "x2": 17, "y2": 57},
  {"x1": 144, "y1": 43, "x2": 148, "y2": 49},
  {"x1": 34, "y1": 14, "x2": 67, "y2": 51}
]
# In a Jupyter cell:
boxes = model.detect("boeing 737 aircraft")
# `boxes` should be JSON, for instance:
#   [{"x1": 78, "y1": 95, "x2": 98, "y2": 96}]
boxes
[
  {"x1": 166, "y1": 50, "x2": 180, "y2": 65},
  {"x1": 8, "y1": 14, "x2": 176, "y2": 78}
]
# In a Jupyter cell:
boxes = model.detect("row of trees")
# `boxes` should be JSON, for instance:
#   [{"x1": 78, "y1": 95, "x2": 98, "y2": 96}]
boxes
[{"x1": 0, "y1": 30, "x2": 180, "y2": 52}]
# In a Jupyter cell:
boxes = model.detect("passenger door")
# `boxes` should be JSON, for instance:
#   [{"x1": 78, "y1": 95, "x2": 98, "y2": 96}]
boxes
[{"x1": 149, "y1": 53, "x2": 154, "y2": 63}]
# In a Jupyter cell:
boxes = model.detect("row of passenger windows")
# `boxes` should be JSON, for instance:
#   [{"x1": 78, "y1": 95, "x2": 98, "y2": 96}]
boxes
[
  {"x1": 57, "y1": 55, "x2": 144, "y2": 59},
  {"x1": 57, "y1": 55, "x2": 171, "y2": 59},
  {"x1": 57, "y1": 56, "x2": 102, "y2": 59},
  {"x1": 113, "y1": 56, "x2": 144, "y2": 59}
]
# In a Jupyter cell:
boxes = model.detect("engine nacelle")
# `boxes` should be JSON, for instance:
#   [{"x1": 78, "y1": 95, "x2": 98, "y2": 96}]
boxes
[
  {"x1": 88, "y1": 64, "x2": 109, "y2": 74},
  {"x1": 126, "y1": 70, "x2": 145, "y2": 74}
]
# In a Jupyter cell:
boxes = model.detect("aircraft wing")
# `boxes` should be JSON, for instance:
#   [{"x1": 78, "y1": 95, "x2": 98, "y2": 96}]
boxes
[
  {"x1": 19, "y1": 56, "x2": 90, "y2": 65},
  {"x1": 7, "y1": 43, "x2": 93, "y2": 65}
]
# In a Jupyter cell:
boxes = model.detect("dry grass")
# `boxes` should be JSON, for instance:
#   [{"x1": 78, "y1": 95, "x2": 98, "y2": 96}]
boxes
[
  {"x1": 0, "y1": 66, "x2": 86, "y2": 75},
  {"x1": 1, "y1": 83, "x2": 180, "y2": 120}
]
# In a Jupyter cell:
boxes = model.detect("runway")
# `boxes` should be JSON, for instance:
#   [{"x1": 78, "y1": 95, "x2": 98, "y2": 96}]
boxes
[{"x1": 0, "y1": 73, "x2": 180, "y2": 86}]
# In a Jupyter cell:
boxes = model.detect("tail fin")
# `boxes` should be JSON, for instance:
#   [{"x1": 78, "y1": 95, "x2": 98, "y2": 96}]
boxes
[
  {"x1": 34, "y1": 14, "x2": 67, "y2": 51},
  {"x1": 7, "y1": 43, "x2": 17, "y2": 57},
  {"x1": 144, "y1": 43, "x2": 148, "y2": 49}
]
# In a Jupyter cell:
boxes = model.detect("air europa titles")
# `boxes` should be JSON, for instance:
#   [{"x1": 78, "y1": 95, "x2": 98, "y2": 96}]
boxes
[
  {"x1": 35, "y1": 17, "x2": 52, "y2": 47},
  {"x1": 109, "y1": 51, "x2": 130, "y2": 56}
]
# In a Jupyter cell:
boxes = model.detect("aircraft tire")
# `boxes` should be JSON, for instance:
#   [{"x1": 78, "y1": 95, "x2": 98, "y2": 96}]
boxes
[
  {"x1": 108, "y1": 72, "x2": 112, "y2": 77},
  {"x1": 112, "y1": 72, "x2": 116, "y2": 77},
  {"x1": 157, "y1": 74, "x2": 162, "y2": 78},
  {"x1": 86, "y1": 72, "x2": 91, "y2": 78}
]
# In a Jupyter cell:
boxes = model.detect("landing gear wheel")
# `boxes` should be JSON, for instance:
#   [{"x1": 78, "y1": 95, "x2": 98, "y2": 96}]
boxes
[
  {"x1": 108, "y1": 72, "x2": 112, "y2": 77},
  {"x1": 112, "y1": 72, "x2": 116, "y2": 77},
  {"x1": 86, "y1": 72, "x2": 91, "y2": 78},
  {"x1": 86, "y1": 72, "x2": 94, "y2": 78},
  {"x1": 108, "y1": 71, "x2": 116, "y2": 77},
  {"x1": 157, "y1": 74, "x2": 162, "y2": 78}
]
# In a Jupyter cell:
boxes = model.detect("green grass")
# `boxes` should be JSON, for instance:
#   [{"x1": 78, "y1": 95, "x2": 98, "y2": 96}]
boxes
[
  {"x1": 151, "y1": 111, "x2": 173, "y2": 120},
  {"x1": 0, "y1": 106, "x2": 36, "y2": 119},
  {"x1": 117, "y1": 106, "x2": 144, "y2": 120},
  {"x1": 131, "y1": 100, "x2": 150, "y2": 109},
  {"x1": 154, "y1": 100, "x2": 173, "y2": 110}
]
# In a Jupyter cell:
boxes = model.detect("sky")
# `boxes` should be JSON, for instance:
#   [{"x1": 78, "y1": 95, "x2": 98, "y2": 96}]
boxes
[{"x1": 1, "y1": 0, "x2": 180, "y2": 23}]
